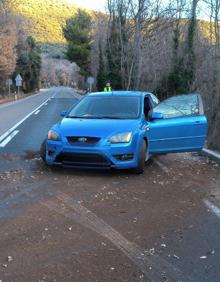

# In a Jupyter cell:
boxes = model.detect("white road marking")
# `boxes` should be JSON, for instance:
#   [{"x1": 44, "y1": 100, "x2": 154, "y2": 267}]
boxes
[
  {"x1": 34, "y1": 110, "x2": 40, "y2": 115},
  {"x1": 0, "y1": 98, "x2": 50, "y2": 144},
  {"x1": 0, "y1": 130, "x2": 19, "y2": 147},
  {"x1": 44, "y1": 103, "x2": 48, "y2": 106},
  {"x1": 154, "y1": 159, "x2": 170, "y2": 174},
  {"x1": 42, "y1": 191, "x2": 195, "y2": 282},
  {"x1": 204, "y1": 199, "x2": 220, "y2": 219}
]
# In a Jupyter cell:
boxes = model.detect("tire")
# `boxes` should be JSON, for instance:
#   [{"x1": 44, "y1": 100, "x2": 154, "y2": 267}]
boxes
[
  {"x1": 40, "y1": 139, "x2": 47, "y2": 162},
  {"x1": 133, "y1": 140, "x2": 147, "y2": 174}
]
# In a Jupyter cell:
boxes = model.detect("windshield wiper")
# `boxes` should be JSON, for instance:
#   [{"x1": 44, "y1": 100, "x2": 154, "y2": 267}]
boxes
[
  {"x1": 67, "y1": 115, "x2": 97, "y2": 119},
  {"x1": 94, "y1": 116, "x2": 126, "y2": 119},
  {"x1": 67, "y1": 115, "x2": 126, "y2": 119},
  {"x1": 67, "y1": 116, "x2": 83, "y2": 119}
]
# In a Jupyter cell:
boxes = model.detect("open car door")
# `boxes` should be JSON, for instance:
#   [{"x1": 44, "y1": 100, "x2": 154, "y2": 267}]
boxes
[{"x1": 147, "y1": 94, "x2": 208, "y2": 154}]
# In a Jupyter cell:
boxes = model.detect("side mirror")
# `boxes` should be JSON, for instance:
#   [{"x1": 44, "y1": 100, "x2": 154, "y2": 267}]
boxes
[
  {"x1": 60, "y1": 111, "x2": 68, "y2": 118},
  {"x1": 150, "y1": 112, "x2": 164, "y2": 120}
]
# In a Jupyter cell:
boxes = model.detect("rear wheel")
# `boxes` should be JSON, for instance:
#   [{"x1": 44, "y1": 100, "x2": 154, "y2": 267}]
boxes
[
  {"x1": 40, "y1": 139, "x2": 46, "y2": 162},
  {"x1": 133, "y1": 140, "x2": 147, "y2": 174}
]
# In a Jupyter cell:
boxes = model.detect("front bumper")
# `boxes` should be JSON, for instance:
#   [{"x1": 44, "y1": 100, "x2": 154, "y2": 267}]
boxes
[{"x1": 46, "y1": 139, "x2": 139, "y2": 169}]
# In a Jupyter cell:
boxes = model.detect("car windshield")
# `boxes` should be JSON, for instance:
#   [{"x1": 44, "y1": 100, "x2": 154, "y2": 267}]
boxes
[{"x1": 67, "y1": 96, "x2": 141, "y2": 119}]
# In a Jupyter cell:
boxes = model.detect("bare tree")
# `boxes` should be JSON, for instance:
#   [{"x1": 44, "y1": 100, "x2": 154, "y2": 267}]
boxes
[
  {"x1": 0, "y1": 0, "x2": 17, "y2": 95},
  {"x1": 94, "y1": 0, "x2": 220, "y2": 149},
  {"x1": 196, "y1": 0, "x2": 220, "y2": 149},
  {"x1": 40, "y1": 55, "x2": 79, "y2": 87}
]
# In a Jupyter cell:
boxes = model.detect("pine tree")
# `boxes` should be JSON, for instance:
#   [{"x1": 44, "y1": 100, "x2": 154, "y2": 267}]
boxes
[
  {"x1": 63, "y1": 9, "x2": 92, "y2": 77},
  {"x1": 157, "y1": 0, "x2": 198, "y2": 98},
  {"x1": 96, "y1": 42, "x2": 107, "y2": 91},
  {"x1": 16, "y1": 36, "x2": 41, "y2": 93},
  {"x1": 106, "y1": 17, "x2": 123, "y2": 90}
]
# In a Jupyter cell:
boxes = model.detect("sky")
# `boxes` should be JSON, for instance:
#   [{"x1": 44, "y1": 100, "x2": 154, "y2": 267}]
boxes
[
  {"x1": 65, "y1": 0, "x2": 209, "y2": 20},
  {"x1": 65, "y1": 0, "x2": 106, "y2": 11}
]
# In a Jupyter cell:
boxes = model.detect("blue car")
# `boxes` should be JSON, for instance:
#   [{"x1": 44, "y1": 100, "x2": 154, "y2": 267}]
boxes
[{"x1": 41, "y1": 91, "x2": 207, "y2": 173}]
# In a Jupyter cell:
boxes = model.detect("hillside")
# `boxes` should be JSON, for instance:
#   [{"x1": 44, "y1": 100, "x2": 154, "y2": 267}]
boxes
[
  {"x1": 11, "y1": 1, "x2": 213, "y2": 45},
  {"x1": 11, "y1": 0, "x2": 77, "y2": 43}
]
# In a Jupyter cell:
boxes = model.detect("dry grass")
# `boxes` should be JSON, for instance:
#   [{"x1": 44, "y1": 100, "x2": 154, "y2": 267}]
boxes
[{"x1": 0, "y1": 92, "x2": 35, "y2": 105}]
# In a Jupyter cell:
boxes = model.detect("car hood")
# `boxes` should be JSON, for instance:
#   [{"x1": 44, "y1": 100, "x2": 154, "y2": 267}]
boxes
[{"x1": 58, "y1": 118, "x2": 140, "y2": 138}]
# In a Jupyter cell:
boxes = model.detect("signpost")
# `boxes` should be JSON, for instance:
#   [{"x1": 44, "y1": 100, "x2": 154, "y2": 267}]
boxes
[
  {"x1": 6, "y1": 79, "x2": 13, "y2": 96},
  {"x1": 15, "y1": 74, "x2": 23, "y2": 96},
  {"x1": 87, "y1": 76, "x2": 95, "y2": 93}
]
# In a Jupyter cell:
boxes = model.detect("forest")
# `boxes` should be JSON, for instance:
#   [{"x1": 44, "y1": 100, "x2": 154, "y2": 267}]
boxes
[{"x1": 0, "y1": 0, "x2": 219, "y2": 150}]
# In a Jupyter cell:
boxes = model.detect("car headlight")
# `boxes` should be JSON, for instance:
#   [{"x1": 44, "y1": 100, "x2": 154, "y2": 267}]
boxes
[
  {"x1": 47, "y1": 130, "x2": 61, "y2": 141},
  {"x1": 109, "y1": 132, "x2": 132, "y2": 144}
]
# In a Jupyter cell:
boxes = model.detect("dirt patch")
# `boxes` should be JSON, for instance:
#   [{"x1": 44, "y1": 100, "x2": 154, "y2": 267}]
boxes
[{"x1": 0, "y1": 153, "x2": 219, "y2": 281}]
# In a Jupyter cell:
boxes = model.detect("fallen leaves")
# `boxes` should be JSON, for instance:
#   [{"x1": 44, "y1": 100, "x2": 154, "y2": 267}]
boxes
[{"x1": 7, "y1": 256, "x2": 13, "y2": 262}]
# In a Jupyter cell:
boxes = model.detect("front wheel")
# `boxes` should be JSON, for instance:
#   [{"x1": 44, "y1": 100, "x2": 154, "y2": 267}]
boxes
[
  {"x1": 40, "y1": 139, "x2": 46, "y2": 162},
  {"x1": 133, "y1": 140, "x2": 147, "y2": 174}
]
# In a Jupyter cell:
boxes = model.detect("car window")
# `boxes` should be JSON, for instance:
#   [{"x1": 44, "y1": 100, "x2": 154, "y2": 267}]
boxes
[
  {"x1": 153, "y1": 94, "x2": 200, "y2": 119},
  {"x1": 149, "y1": 93, "x2": 159, "y2": 106},
  {"x1": 144, "y1": 97, "x2": 152, "y2": 118},
  {"x1": 68, "y1": 96, "x2": 141, "y2": 119}
]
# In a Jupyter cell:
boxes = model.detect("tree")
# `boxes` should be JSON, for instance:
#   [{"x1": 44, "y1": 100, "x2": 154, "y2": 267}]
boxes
[
  {"x1": 195, "y1": 0, "x2": 220, "y2": 150},
  {"x1": 156, "y1": 0, "x2": 199, "y2": 98},
  {"x1": 96, "y1": 42, "x2": 108, "y2": 91},
  {"x1": 106, "y1": 0, "x2": 163, "y2": 90},
  {"x1": 16, "y1": 36, "x2": 41, "y2": 93},
  {"x1": 0, "y1": 0, "x2": 17, "y2": 95},
  {"x1": 63, "y1": 9, "x2": 92, "y2": 77},
  {"x1": 40, "y1": 55, "x2": 79, "y2": 87},
  {"x1": 185, "y1": 0, "x2": 199, "y2": 89},
  {"x1": 106, "y1": 0, "x2": 134, "y2": 90},
  {"x1": 106, "y1": 15, "x2": 123, "y2": 89}
]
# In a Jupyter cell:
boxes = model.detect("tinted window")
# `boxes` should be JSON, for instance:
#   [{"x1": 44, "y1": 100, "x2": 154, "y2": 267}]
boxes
[
  {"x1": 68, "y1": 96, "x2": 141, "y2": 119},
  {"x1": 153, "y1": 94, "x2": 200, "y2": 119}
]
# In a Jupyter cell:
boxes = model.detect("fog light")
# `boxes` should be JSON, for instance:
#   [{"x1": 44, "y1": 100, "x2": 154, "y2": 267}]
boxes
[
  {"x1": 48, "y1": 150, "x2": 55, "y2": 156},
  {"x1": 114, "y1": 154, "x2": 134, "y2": 161}
]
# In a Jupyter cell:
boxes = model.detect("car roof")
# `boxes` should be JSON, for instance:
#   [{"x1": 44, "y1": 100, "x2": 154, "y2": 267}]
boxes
[{"x1": 88, "y1": 91, "x2": 153, "y2": 97}]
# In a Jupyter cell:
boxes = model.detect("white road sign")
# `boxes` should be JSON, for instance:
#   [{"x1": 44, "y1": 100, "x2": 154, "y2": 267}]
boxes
[
  {"x1": 6, "y1": 79, "x2": 13, "y2": 87},
  {"x1": 15, "y1": 74, "x2": 23, "y2": 87},
  {"x1": 87, "y1": 76, "x2": 95, "y2": 85}
]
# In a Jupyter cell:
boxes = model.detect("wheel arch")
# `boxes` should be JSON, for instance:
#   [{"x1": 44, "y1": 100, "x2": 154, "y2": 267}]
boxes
[{"x1": 143, "y1": 137, "x2": 149, "y2": 148}]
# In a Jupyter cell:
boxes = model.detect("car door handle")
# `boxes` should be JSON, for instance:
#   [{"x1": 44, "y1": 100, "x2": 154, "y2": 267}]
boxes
[{"x1": 194, "y1": 121, "x2": 201, "y2": 125}]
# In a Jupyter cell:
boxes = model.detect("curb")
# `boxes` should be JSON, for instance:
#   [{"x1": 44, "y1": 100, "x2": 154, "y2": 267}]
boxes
[
  {"x1": 73, "y1": 91, "x2": 83, "y2": 99},
  {"x1": 0, "y1": 91, "x2": 42, "y2": 109},
  {"x1": 201, "y1": 148, "x2": 220, "y2": 165}
]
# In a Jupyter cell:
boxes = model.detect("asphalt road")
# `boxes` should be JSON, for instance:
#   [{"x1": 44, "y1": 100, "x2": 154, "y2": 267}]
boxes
[
  {"x1": 0, "y1": 87, "x2": 220, "y2": 282},
  {"x1": 0, "y1": 87, "x2": 78, "y2": 155}
]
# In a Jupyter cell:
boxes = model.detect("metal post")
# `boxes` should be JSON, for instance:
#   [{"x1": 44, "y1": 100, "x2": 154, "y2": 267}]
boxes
[{"x1": 8, "y1": 83, "x2": 10, "y2": 96}]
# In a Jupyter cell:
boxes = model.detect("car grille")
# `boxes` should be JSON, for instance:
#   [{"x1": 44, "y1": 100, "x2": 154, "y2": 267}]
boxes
[
  {"x1": 55, "y1": 153, "x2": 110, "y2": 168},
  {"x1": 67, "y1": 136, "x2": 100, "y2": 145}
]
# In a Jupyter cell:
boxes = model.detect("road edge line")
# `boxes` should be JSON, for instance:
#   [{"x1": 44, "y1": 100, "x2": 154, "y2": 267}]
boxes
[
  {"x1": 204, "y1": 199, "x2": 220, "y2": 219},
  {"x1": 0, "y1": 130, "x2": 19, "y2": 147}
]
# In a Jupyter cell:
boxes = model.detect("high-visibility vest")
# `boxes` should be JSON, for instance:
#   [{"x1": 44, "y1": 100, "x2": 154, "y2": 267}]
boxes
[{"x1": 104, "y1": 86, "x2": 112, "y2": 92}]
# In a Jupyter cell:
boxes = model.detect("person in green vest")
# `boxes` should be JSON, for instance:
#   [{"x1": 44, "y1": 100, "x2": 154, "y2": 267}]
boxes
[{"x1": 104, "y1": 82, "x2": 112, "y2": 92}]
